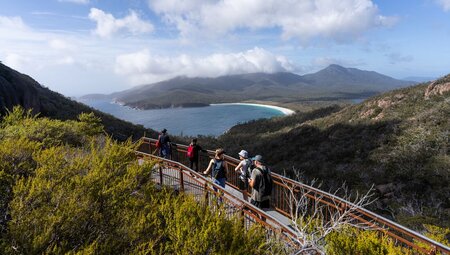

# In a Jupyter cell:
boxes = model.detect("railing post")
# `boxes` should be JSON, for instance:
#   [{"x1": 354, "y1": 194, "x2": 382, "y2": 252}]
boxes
[
  {"x1": 159, "y1": 165, "x2": 163, "y2": 185},
  {"x1": 204, "y1": 182, "x2": 209, "y2": 202},
  {"x1": 241, "y1": 205, "x2": 246, "y2": 227},
  {"x1": 150, "y1": 140, "x2": 153, "y2": 154},
  {"x1": 179, "y1": 167, "x2": 184, "y2": 192},
  {"x1": 428, "y1": 246, "x2": 437, "y2": 255}
]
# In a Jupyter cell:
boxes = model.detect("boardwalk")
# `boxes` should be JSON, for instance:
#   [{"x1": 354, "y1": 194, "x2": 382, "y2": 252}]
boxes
[
  {"x1": 138, "y1": 137, "x2": 450, "y2": 255},
  {"x1": 147, "y1": 160, "x2": 296, "y2": 232}
]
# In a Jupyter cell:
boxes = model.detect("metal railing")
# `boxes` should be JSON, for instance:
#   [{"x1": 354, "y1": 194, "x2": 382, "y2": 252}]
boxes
[
  {"x1": 139, "y1": 137, "x2": 450, "y2": 255},
  {"x1": 135, "y1": 150, "x2": 299, "y2": 250}
]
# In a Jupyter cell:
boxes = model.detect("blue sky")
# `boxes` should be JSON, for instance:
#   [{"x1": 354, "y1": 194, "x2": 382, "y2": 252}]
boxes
[{"x1": 1, "y1": 0, "x2": 449, "y2": 96}]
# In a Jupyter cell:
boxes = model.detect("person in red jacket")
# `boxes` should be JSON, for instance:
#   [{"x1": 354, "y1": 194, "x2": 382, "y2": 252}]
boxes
[{"x1": 187, "y1": 138, "x2": 207, "y2": 172}]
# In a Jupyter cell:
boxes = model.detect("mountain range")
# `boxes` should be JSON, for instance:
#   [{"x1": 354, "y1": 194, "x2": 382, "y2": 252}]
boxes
[
  {"x1": 82, "y1": 64, "x2": 415, "y2": 110},
  {"x1": 402, "y1": 76, "x2": 436, "y2": 83}
]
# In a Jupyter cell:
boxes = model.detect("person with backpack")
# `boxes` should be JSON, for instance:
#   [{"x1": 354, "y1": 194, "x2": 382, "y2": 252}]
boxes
[
  {"x1": 186, "y1": 138, "x2": 207, "y2": 172},
  {"x1": 203, "y1": 148, "x2": 228, "y2": 189},
  {"x1": 234, "y1": 150, "x2": 252, "y2": 200},
  {"x1": 158, "y1": 128, "x2": 172, "y2": 159},
  {"x1": 249, "y1": 155, "x2": 272, "y2": 209}
]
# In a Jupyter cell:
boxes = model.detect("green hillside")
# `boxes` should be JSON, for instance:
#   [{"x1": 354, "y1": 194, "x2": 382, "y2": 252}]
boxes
[
  {"x1": 0, "y1": 63, "x2": 157, "y2": 141},
  {"x1": 207, "y1": 75, "x2": 450, "y2": 229}
]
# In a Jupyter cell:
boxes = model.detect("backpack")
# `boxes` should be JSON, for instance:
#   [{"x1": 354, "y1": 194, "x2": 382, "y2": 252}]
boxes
[
  {"x1": 212, "y1": 159, "x2": 226, "y2": 179},
  {"x1": 255, "y1": 167, "x2": 273, "y2": 197},
  {"x1": 187, "y1": 144, "x2": 194, "y2": 159},
  {"x1": 245, "y1": 159, "x2": 253, "y2": 177}
]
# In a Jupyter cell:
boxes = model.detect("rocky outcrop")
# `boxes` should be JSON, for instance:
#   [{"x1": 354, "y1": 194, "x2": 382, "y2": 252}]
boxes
[
  {"x1": 424, "y1": 80, "x2": 450, "y2": 99},
  {"x1": 358, "y1": 93, "x2": 406, "y2": 120}
]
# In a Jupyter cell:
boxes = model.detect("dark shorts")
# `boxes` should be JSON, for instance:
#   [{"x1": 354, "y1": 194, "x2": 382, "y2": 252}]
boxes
[
  {"x1": 251, "y1": 199, "x2": 270, "y2": 209},
  {"x1": 238, "y1": 178, "x2": 248, "y2": 190}
]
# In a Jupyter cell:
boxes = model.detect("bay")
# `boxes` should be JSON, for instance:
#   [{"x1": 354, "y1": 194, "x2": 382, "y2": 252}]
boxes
[{"x1": 81, "y1": 100, "x2": 286, "y2": 136}]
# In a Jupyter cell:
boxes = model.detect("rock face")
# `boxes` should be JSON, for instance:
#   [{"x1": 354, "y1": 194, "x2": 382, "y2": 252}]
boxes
[
  {"x1": 424, "y1": 80, "x2": 450, "y2": 99},
  {"x1": 0, "y1": 63, "x2": 42, "y2": 114},
  {"x1": 358, "y1": 92, "x2": 407, "y2": 120}
]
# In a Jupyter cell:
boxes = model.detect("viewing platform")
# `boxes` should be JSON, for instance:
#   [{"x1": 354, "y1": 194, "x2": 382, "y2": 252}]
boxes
[{"x1": 137, "y1": 137, "x2": 450, "y2": 255}]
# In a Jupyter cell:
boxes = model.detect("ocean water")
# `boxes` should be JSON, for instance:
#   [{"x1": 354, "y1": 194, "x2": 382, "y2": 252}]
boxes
[{"x1": 81, "y1": 100, "x2": 285, "y2": 136}]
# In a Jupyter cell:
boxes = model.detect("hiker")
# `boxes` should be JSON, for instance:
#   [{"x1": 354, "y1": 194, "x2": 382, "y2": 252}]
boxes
[
  {"x1": 158, "y1": 128, "x2": 172, "y2": 159},
  {"x1": 249, "y1": 155, "x2": 272, "y2": 209},
  {"x1": 203, "y1": 148, "x2": 228, "y2": 189},
  {"x1": 234, "y1": 149, "x2": 252, "y2": 200},
  {"x1": 186, "y1": 138, "x2": 207, "y2": 172}
]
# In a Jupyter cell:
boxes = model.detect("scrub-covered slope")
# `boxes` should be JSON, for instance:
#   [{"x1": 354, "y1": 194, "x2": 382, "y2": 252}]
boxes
[{"x1": 214, "y1": 75, "x2": 450, "y2": 228}]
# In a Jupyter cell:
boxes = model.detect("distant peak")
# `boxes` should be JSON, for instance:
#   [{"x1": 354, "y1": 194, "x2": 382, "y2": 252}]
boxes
[{"x1": 325, "y1": 64, "x2": 346, "y2": 70}]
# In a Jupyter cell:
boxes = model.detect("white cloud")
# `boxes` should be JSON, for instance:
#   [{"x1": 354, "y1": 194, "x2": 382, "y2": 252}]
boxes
[
  {"x1": 88, "y1": 8, "x2": 154, "y2": 38},
  {"x1": 115, "y1": 47, "x2": 296, "y2": 85},
  {"x1": 436, "y1": 0, "x2": 450, "y2": 11},
  {"x1": 58, "y1": 0, "x2": 90, "y2": 4},
  {"x1": 149, "y1": 0, "x2": 395, "y2": 43},
  {"x1": 0, "y1": 16, "x2": 28, "y2": 30},
  {"x1": 0, "y1": 16, "x2": 25, "y2": 28},
  {"x1": 385, "y1": 53, "x2": 414, "y2": 64},
  {"x1": 49, "y1": 39, "x2": 75, "y2": 51},
  {"x1": 0, "y1": 15, "x2": 48, "y2": 43},
  {"x1": 56, "y1": 56, "x2": 76, "y2": 65},
  {"x1": 4, "y1": 53, "x2": 30, "y2": 70}
]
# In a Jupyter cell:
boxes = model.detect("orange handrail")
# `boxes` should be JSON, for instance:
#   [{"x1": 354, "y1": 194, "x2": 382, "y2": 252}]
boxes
[{"x1": 135, "y1": 151, "x2": 301, "y2": 249}]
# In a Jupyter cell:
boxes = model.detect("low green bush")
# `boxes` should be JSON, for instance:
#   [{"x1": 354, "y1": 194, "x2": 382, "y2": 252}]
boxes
[{"x1": 326, "y1": 227, "x2": 413, "y2": 255}]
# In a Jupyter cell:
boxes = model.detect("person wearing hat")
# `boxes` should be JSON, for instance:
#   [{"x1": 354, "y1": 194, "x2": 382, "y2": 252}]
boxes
[
  {"x1": 234, "y1": 149, "x2": 252, "y2": 200},
  {"x1": 158, "y1": 128, "x2": 172, "y2": 159},
  {"x1": 249, "y1": 155, "x2": 272, "y2": 209}
]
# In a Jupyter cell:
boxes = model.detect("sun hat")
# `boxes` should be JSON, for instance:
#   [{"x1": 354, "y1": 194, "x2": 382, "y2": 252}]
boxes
[{"x1": 238, "y1": 150, "x2": 248, "y2": 158}]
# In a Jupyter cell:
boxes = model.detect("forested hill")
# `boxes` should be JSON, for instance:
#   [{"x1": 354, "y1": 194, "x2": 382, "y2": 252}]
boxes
[
  {"x1": 83, "y1": 64, "x2": 413, "y2": 109},
  {"x1": 0, "y1": 63, "x2": 157, "y2": 140},
  {"x1": 206, "y1": 75, "x2": 450, "y2": 229}
]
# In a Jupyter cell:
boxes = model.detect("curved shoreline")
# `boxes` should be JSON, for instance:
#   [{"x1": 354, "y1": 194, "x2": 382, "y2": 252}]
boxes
[{"x1": 210, "y1": 103, "x2": 295, "y2": 116}]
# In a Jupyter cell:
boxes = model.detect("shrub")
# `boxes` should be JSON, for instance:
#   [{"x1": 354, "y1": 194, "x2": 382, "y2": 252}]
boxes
[{"x1": 326, "y1": 227, "x2": 413, "y2": 255}]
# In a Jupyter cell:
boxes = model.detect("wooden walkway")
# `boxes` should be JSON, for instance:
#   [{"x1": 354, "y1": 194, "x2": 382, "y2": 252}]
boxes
[
  {"x1": 137, "y1": 138, "x2": 450, "y2": 255},
  {"x1": 140, "y1": 159, "x2": 297, "y2": 235}
]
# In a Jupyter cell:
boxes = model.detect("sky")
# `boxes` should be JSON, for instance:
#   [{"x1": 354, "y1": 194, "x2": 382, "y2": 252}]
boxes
[{"x1": 0, "y1": 0, "x2": 450, "y2": 96}]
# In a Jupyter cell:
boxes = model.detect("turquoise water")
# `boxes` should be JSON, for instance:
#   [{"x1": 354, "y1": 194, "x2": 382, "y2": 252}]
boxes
[
  {"x1": 81, "y1": 100, "x2": 284, "y2": 136},
  {"x1": 350, "y1": 98, "x2": 366, "y2": 104}
]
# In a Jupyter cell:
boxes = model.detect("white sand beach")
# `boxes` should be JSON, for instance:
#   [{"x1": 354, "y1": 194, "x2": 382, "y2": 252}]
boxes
[{"x1": 211, "y1": 103, "x2": 295, "y2": 116}]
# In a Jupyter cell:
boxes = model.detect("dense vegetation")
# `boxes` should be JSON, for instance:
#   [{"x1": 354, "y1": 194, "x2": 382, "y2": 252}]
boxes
[
  {"x1": 199, "y1": 76, "x2": 450, "y2": 232},
  {"x1": 0, "y1": 107, "x2": 279, "y2": 254}
]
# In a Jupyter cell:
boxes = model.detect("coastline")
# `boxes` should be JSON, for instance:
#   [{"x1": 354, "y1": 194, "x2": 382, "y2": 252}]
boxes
[
  {"x1": 210, "y1": 103, "x2": 295, "y2": 116},
  {"x1": 108, "y1": 98, "x2": 295, "y2": 115}
]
